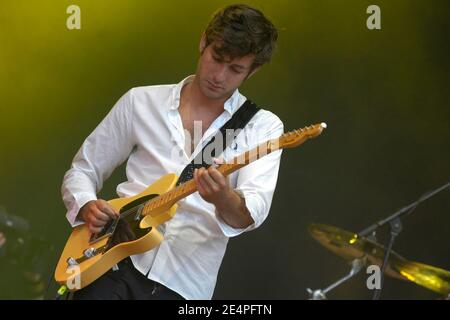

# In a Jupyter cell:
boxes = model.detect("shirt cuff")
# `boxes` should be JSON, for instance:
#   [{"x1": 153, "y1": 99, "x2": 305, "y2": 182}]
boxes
[
  {"x1": 215, "y1": 189, "x2": 259, "y2": 238},
  {"x1": 65, "y1": 192, "x2": 97, "y2": 227}
]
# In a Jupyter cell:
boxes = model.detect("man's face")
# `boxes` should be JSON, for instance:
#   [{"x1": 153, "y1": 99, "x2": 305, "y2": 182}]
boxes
[{"x1": 195, "y1": 38, "x2": 260, "y2": 100}]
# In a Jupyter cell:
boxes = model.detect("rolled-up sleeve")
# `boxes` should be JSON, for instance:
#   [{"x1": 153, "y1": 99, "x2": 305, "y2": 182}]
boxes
[
  {"x1": 216, "y1": 112, "x2": 284, "y2": 237},
  {"x1": 61, "y1": 89, "x2": 135, "y2": 227}
]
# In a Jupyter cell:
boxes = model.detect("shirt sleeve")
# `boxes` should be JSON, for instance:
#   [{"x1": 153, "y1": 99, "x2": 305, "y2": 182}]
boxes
[
  {"x1": 61, "y1": 89, "x2": 136, "y2": 227},
  {"x1": 215, "y1": 111, "x2": 284, "y2": 237}
]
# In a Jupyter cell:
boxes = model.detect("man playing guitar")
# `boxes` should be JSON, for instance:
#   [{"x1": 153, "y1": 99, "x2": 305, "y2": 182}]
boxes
[{"x1": 62, "y1": 4, "x2": 282, "y2": 300}]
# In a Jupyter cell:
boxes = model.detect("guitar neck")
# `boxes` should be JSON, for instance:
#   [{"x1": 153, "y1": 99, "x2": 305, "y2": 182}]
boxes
[
  {"x1": 141, "y1": 138, "x2": 280, "y2": 216},
  {"x1": 140, "y1": 122, "x2": 327, "y2": 217}
]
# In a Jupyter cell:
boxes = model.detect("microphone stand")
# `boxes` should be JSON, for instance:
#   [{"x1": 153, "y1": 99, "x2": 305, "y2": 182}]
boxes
[{"x1": 357, "y1": 182, "x2": 449, "y2": 300}]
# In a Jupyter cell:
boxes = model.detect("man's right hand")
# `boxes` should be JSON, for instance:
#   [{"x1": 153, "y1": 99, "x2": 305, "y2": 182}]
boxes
[{"x1": 78, "y1": 200, "x2": 119, "y2": 234}]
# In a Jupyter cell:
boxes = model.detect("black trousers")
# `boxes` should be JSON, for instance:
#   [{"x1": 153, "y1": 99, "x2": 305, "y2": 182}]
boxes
[{"x1": 72, "y1": 258, "x2": 184, "y2": 300}]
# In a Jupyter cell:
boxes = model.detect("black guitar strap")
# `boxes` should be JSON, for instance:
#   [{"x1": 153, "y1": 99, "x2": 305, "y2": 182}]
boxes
[{"x1": 176, "y1": 99, "x2": 260, "y2": 186}]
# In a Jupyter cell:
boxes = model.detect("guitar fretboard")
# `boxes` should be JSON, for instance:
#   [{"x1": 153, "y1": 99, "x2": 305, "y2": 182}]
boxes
[{"x1": 141, "y1": 138, "x2": 279, "y2": 217}]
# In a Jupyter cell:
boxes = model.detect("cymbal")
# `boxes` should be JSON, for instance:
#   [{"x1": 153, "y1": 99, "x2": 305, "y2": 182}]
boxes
[
  {"x1": 394, "y1": 259, "x2": 450, "y2": 295},
  {"x1": 308, "y1": 223, "x2": 450, "y2": 295}
]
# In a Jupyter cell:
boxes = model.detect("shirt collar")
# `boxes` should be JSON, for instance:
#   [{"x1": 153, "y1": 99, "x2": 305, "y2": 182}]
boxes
[{"x1": 171, "y1": 75, "x2": 241, "y2": 115}]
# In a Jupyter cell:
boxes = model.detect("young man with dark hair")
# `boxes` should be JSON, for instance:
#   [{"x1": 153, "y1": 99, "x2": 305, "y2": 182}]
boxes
[{"x1": 62, "y1": 4, "x2": 283, "y2": 300}]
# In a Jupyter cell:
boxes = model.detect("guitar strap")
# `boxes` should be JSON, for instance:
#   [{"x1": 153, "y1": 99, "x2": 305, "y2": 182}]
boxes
[{"x1": 176, "y1": 99, "x2": 260, "y2": 186}]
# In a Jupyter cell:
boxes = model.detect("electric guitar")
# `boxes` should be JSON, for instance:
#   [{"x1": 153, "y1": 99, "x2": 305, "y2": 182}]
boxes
[{"x1": 55, "y1": 123, "x2": 327, "y2": 290}]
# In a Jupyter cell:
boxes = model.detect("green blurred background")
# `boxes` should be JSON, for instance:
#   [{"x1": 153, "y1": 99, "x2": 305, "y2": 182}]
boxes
[{"x1": 0, "y1": 0, "x2": 448, "y2": 299}]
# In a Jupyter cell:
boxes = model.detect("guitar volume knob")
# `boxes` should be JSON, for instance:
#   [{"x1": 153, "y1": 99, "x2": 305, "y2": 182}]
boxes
[
  {"x1": 83, "y1": 247, "x2": 96, "y2": 258},
  {"x1": 67, "y1": 257, "x2": 78, "y2": 266}
]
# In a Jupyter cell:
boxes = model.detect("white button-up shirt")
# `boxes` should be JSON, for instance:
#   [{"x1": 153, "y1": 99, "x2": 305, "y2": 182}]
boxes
[{"x1": 61, "y1": 75, "x2": 283, "y2": 299}]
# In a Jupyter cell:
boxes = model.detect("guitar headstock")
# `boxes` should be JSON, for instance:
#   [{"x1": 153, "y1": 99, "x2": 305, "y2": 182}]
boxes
[{"x1": 279, "y1": 123, "x2": 327, "y2": 149}]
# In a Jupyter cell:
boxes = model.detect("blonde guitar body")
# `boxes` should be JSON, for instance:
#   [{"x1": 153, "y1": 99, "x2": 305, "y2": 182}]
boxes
[{"x1": 54, "y1": 173, "x2": 179, "y2": 290}]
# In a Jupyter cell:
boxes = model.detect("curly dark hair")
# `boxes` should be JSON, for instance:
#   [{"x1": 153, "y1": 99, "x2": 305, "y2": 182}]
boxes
[{"x1": 204, "y1": 4, "x2": 278, "y2": 71}]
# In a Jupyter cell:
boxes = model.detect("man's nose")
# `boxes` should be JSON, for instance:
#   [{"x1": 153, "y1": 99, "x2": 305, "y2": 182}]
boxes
[{"x1": 212, "y1": 64, "x2": 226, "y2": 83}]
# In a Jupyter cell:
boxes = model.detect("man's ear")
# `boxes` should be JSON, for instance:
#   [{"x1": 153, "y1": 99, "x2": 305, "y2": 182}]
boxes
[{"x1": 199, "y1": 33, "x2": 207, "y2": 54}]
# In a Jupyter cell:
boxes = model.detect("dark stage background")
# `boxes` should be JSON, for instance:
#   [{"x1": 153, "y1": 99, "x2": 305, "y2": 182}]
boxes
[{"x1": 0, "y1": 0, "x2": 448, "y2": 299}]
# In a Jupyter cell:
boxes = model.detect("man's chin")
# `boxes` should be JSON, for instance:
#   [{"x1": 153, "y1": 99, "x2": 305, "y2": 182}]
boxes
[{"x1": 200, "y1": 85, "x2": 228, "y2": 100}]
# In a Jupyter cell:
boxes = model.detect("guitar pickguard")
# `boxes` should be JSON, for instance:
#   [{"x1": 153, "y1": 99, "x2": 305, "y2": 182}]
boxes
[{"x1": 89, "y1": 194, "x2": 159, "y2": 249}]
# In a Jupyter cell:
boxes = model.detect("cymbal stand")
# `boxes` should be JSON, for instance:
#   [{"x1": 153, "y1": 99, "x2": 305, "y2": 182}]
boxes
[
  {"x1": 357, "y1": 182, "x2": 449, "y2": 300},
  {"x1": 307, "y1": 258, "x2": 366, "y2": 300}
]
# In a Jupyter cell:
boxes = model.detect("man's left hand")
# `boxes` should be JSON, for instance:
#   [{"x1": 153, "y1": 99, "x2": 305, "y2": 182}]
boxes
[{"x1": 194, "y1": 165, "x2": 233, "y2": 207}]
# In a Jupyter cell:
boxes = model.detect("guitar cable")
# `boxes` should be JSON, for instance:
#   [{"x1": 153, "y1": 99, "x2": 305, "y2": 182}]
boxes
[{"x1": 43, "y1": 244, "x2": 69, "y2": 300}]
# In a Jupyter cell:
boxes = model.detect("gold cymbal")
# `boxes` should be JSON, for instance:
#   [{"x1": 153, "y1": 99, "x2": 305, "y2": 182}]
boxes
[
  {"x1": 308, "y1": 223, "x2": 450, "y2": 295},
  {"x1": 394, "y1": 259, "x2": 450, "y2": 295}
]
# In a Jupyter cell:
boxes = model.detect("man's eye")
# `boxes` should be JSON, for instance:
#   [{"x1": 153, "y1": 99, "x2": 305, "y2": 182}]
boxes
[{"x1": 231, "y1": 67, "x2": 242, "y2": 74}]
